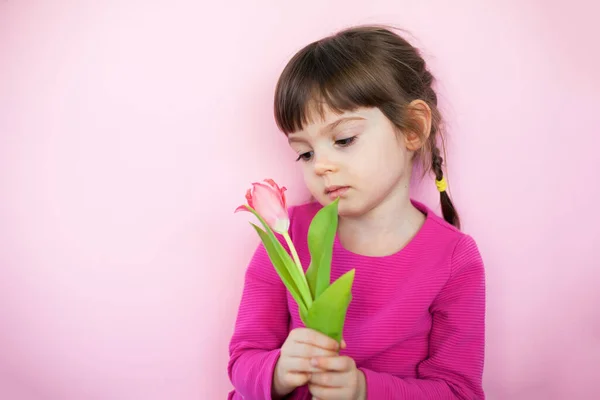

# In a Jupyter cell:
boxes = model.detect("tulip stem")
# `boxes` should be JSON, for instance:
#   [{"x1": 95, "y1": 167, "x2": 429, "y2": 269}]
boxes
[{"x1": 283, "y1": 232, "x2": 310, "y2": 297}]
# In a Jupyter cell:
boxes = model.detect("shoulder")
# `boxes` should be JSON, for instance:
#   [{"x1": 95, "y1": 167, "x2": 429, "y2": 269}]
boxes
[
  {"x1": 434, "y1": 216, "x2": 483, "y2": 273},
  {"x1": 415, "y1": 199, "x2": 485, "y2": 275},
  {"x1": 414, "y1": 202, "x2": 486, "y2": 312}
]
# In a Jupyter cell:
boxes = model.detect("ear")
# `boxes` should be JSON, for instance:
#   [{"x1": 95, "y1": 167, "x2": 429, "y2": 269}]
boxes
[{"x1": 404, "y1": 99, "x2": 432, "y2": 151}]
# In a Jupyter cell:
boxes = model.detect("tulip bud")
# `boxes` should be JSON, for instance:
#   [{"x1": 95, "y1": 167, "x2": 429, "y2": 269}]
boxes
[{"x1": 235, "y1": 179, "x2": 289, "y2": 234}]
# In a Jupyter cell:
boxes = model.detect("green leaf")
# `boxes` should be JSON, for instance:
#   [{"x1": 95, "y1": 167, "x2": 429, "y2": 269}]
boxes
[
  {"x1": 305, "y1": 260, "x2": 318, "y2": 300},
  {"x1": 304, "y1": 268, "x2": 355, "y2": 343},
  {"x1": 298, "y1": 304, "x2": 309, "y2": 327},
  {"x1": 275, "y1": 234, "x2": 312, "y2": 309},
  {"x1": 306, "y1": 198, "x2": 339, "y2": 299},
  {"x1": 242, "y1": 204, "x2": 312, "y2": 308},
  {"x1": 251, "y1": 223, "x2": 309, "y2": 317}
]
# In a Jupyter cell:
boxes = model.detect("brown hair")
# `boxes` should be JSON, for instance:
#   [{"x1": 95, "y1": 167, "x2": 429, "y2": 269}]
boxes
[{"x1": 273, "y1": 25, "x2": 460, "y2": 229}]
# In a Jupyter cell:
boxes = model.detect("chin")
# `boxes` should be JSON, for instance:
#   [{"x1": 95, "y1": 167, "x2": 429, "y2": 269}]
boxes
[
  {"x1": 335, "y1": 198, "x2": 366, "y2": 218},
  {"x1": 312, "y1": 194, "x2": 364, "y2": 217}
]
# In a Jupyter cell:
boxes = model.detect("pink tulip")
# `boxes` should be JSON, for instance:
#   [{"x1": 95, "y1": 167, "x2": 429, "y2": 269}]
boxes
[{"x1": 235, "y1": 179, "x2": 290, "y2": 234}]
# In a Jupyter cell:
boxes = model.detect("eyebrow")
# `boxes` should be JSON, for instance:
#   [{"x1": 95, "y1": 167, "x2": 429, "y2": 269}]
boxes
[{"x1": 288, "y1": 116, "x2": 366, "y2": 143}]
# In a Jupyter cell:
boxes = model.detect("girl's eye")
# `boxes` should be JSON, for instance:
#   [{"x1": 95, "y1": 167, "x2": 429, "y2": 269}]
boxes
[
  {"x1": 294, "y1": 137, "x2": 356, "y2": 162},
  {"x1": 335, "y1": 136, "x2": 356, "y2": 147},
  {"x1": 295, "y1": 151, "x2": 313, "y2": 162}
]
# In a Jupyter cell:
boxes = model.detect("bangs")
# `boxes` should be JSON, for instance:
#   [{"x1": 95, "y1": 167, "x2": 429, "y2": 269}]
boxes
[{"x1": 273, "y1": 38, "x2": 402, "y2": 135}]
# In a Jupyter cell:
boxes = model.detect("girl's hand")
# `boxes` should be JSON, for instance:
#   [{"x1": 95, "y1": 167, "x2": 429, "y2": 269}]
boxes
[
  {"x1": 272, "y1": 328, "x2": 341, "y2": 399},
  {"x1": 307, "y1": 352, "x2": 366, "y2": 400}
]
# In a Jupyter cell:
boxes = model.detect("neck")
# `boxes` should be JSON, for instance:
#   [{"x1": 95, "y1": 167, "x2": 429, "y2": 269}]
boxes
[{"x1": 337, "y1": 181, "x2": 425, "y2": 256}]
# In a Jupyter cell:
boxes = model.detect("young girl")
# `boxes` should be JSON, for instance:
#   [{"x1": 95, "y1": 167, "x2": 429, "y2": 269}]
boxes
[{"x1": 227, "y1": 25, "x2": 485, "y2": 400}]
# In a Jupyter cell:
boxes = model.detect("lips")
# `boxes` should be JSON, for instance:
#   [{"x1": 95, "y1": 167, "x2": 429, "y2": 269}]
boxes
[
  {"x1": 325, "y1": 185, "x2": 349, "y2": 199},
  {"x1": 325, "y1": 185, "x2": 345, "y2": 194}
]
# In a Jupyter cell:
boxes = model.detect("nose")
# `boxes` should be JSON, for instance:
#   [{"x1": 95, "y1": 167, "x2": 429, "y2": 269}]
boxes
[{"x1": 313, "y1": 153, "x2": 339, "y2": 176}]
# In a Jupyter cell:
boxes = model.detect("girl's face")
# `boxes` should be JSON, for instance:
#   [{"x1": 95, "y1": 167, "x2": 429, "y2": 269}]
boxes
[{"x1": 287, "y1": 105, "x2": 415, "y2": 217}]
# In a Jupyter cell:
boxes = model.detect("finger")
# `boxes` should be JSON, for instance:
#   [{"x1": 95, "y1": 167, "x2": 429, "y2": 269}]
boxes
[
  {"x1": 282, "y1": 354, "x2": 323, "y2": 373},
  {"x1": 292, "y1": 328, "x2": 340, "y2": 352},
  {"x1": 310, "y1": 355, "x2": 354, "y2": 372},
  {"x1": 286, "y1": 342, "x2": 338, "y2": 359},
  {"x1": 309, "y1": 382, "x2": 347, "y2": 400},
  {"x1": 341, "y1": 339, "x2": 347, "y2": 349},
  {"x1": 309, "y1": 371, "x2": 351, "y2": 388},
  {"x1": 281, "y1": 371, "x2": 312, "y2": 388}
]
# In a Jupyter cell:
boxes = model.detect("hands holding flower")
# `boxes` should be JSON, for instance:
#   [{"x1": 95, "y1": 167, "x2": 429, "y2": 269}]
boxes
[
  {"x1": 272, "y1": 328, "x2": 366, "y2": 400},
  {"x1": 308, "y1": 346, "x2": 366, "y2": 400}
]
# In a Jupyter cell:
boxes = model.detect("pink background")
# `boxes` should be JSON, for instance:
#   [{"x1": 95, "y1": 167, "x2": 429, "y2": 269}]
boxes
[{"x1": 1, "y1": 1, "x2": 598, "y2": 399}]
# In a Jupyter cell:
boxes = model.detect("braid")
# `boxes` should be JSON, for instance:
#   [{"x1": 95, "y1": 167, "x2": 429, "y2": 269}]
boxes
[
  {"x1": 415, "y1": 69, "x2": 461, "y2": 229},
  {"x1": 431, "y1": 144, "x2": 444, "y2": 181},
  {"x1": 431, "y1": 143, "x2": 461, "y2": 229}
]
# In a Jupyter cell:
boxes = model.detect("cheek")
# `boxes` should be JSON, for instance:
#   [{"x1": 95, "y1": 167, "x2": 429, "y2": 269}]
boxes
[
  {"x1": 301, "y1": 165, "x2": 317, "y2": 186},
  {"x1": 353, "y1": 143, "x2": 393, "y2": 174},
  {"x1": 362, "y1": 143, "x2": 408, "y2": 180}
]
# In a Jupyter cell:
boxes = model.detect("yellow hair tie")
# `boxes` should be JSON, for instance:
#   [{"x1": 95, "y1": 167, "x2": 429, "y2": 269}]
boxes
[{"x1": 435, "y1": 177, "x2": 447, "y2": 192}]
